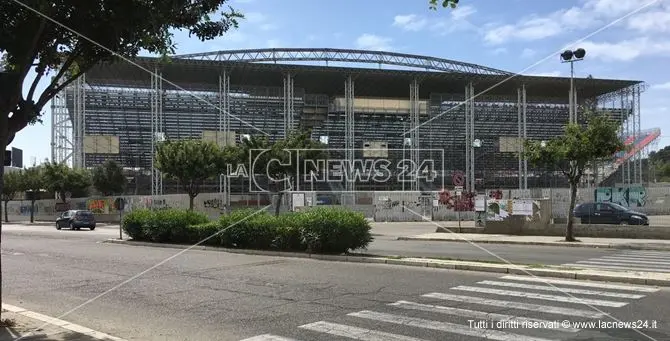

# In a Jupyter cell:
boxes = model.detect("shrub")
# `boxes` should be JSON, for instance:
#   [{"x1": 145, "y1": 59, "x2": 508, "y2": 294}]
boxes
[
  {"x1": 219, "y1": 210, "x2": 279, "y2": 249},
  {"x1": 121, "y1": 209, "x2": 154, "y2": 241},
  {"x1": 122, "y1": 207, "x2": 372, "y2": 254},
  {"x1": 121, "y1": 208, "x2": 209, "y2": 243},
  {"x1": 293, "y1": 207, "x2": 373, "y2": 254}
]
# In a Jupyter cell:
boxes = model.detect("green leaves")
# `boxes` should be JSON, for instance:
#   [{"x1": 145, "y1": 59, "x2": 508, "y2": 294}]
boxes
[
  {"x1": 0, "y1": 0, "x2": 244, "y2": 146},
  {"x1": 1, "y1": 170, "x2": 22, "y2": 202},
  {"x1": 155, "y1": 139, "x2": 224, "y2": 202},
  {"x1": 524, "y1": 113, "x2": 624, "y2": 184},
  {"x1": 92, "y1": 160, "x2": 127, "y2": 196},
  {"x1": 19, "y1": 166, "x2": 45, "y2": 194},
  {"x1": 42, "y1": 161, "x2": 92, "y2": 201},
  {"x1": 429, "y1": 0, "x2": 460, "y2": 10}
]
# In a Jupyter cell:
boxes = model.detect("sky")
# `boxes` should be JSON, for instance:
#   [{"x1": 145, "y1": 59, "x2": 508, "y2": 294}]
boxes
[{"x1": 8, "y1": 0, "x2": 670, "y2": 166}]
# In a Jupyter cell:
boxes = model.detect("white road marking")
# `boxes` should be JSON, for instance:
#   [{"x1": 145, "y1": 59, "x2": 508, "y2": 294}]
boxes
[
  {"x1": 299, "y1": 321, "x2": 427, "y2": 341},
  {"x1": 349, "y1": 310, "x2": 559, "y2": 341},
  {"x1": 240, "y1": 335, "x2": 301, "y2": 341},
  {"x1": 2, "y1": 303, "x2": 126, "y2": 340},
  {"x1": 566, "y1": 262, "x2": 670, "y2": 273},
  {"x1": 451, "y1": 286, "x2": 628, "y2": 307},
  {"x1": 476, "y1": 280, "x2": 645, "y2": 299},
  {"x1": 619, "y1": 251, "x2": 670, "y2": 257},
  {"x1": 389, "y1": 300, "x2": 580, "y2": 333},
  {"x1": 599, "y1": 256, "x2": 670, "y2": 265},
  {"x1": 499, "y1": 275, "x2": 659, "y2": 292},
  {"x1": 422, "y1": 293, "x2": 605, "y2": 318}
]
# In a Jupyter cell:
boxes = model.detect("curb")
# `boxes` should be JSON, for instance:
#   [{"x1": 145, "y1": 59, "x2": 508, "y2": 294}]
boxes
[
  {"x1": 396, "y1": 236, "x2": 670, "y2": 251},
  {"x1": 2, "y1": 303, "x2": 127, "y2": 340},
  {"x1": 103, "y1": 239, "x2": 670, "y2": 287}
]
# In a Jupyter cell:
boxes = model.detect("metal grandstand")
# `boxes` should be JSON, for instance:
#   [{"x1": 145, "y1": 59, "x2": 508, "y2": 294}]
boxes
[{"x1": 49, "y1": 48, "x2": 653, "y2": 196}]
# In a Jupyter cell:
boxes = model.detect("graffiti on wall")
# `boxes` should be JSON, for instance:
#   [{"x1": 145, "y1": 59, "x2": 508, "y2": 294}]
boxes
[
  {"x1": 438, "y1": 190, "x2": 475, "y2": 211},
  {"x1": 595, "y1": 186, "x2": 647, "y2": 207}
]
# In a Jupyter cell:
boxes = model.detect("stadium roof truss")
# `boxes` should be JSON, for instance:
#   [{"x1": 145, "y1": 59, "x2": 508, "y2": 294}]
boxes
[{"x1": 173, "y1": 48, "x2": 515, "y2": 76}]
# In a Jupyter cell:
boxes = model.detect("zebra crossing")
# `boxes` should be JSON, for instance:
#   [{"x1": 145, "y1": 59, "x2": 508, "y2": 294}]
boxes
[
  {"x1": 562, "y1": 250, "x2": 670, "y2": 273},
  {"x1": 239, "y1": 275, "x2": 660, "y2": 341}
]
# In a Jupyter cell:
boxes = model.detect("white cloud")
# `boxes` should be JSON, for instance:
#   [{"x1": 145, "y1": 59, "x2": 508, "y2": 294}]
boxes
[
  {"x1": 654, "y1": 81, "x2": 670, "y2": 90},
  {"x1": 580, "y1": 37, "x2": 670, "y2": 62},
  {"x1": 244, "y1": 12, "x2": 267, "y2": 24},
  {"x1": 259, "y1": 23, "x2": 277, "y2": 31},
  {"x1": 393, "y1": 14, "x2": 427, "y2": 31},
  {"x1": 482, "y1": 0, "x2": 664, "y2": 45},
  {"x1": 521, "y1": 48, "x2": 536, "y2": 58},
  {"x1": 451, "y1": 5, "x2": 477, "y2": 20},
  {"x1": 355, "y1": 34, "x2": 392, "y2": 51},
  {"x1": 392, "y1": 5, "x2": 477, "y2": 35},
  {"x1": 529, "y1": 71, "x2": 562, "y2": 77},
  {"x1": 492, "y1": 47, "x2": 507, "y2": 55},
  {"x1": 627, "y1": 9, "x2": 670, "y2": 32}
]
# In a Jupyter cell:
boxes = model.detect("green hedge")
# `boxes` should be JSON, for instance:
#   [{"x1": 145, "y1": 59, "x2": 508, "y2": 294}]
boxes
[{"x1": 121, "y1": 207, "x2": 372, "y2": 254}]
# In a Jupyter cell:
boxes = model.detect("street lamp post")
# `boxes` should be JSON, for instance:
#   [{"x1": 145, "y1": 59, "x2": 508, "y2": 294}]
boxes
[{"x1": 560, "y1": 48, "x2": 586, "y2": 125}]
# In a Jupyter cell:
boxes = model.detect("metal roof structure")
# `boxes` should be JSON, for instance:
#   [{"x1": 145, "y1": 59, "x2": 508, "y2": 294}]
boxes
[
  {"x1": 84, "y1": 54, "x2": 642, "y2": 101},
  {"x1": 173, "y1": 48, "x2": 515, "y2": 76}
]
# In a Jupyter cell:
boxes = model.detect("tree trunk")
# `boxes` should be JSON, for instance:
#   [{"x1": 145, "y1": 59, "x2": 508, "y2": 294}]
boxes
[
  {"x1": 189, "y1": 195, "x2": 195, "y2": 211},
  {"x1": 3, "y1": 201, "x2": 7, "y2": 223},
  {"x1": 274, "y1": 191, "x2": 283, "y2": 217},
  {"x1": 566, "y1": 182, "x2": 578, "y2": 242},
  {"x1": 30, "y1": 200, "x2": 35, "y2": 223}
]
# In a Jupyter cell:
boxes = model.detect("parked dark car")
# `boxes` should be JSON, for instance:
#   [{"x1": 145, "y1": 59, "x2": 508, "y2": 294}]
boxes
[
  {"x1": 56, "y1": 210, "x2": 96, "y2": 230},
  {"x1": 573, "y1": 202, "x2": 649, "y2": 225}
]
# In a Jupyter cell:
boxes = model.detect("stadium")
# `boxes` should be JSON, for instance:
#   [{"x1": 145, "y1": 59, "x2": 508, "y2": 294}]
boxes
[{"x1": 49, "y1": 48, "x2": 657, "y2": 197}]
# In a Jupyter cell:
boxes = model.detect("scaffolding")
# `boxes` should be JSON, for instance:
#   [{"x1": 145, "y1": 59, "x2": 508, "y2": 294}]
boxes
[{"x1": 52, "y1": 53, "x2": 649, "y2": 195}]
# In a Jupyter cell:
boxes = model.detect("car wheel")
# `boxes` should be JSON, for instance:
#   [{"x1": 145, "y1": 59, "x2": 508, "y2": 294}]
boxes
[
  {"x1": 56, "y1": 223, "x2": 61, "y2": 230},
  {"x1": 90, "y1": 226, "x2": 95, "y2": 230}
]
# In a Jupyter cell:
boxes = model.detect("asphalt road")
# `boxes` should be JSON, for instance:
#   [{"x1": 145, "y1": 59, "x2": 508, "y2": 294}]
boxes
[{"x1": 2, "y1": 223, "x2": 670, "y2": 340}]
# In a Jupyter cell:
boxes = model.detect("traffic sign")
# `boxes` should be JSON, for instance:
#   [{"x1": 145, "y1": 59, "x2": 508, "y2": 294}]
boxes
[
  {"x1": 455, "y1": 186, "x2": 463, "y2": 196},
  {"x1": 452, "y1": 171, "x2": 465, "y2": 186}
]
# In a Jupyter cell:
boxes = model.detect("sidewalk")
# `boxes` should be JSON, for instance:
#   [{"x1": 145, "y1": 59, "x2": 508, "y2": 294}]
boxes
[
  {"x1": 397, "y1": 232, "x2": 670, "y2": 250},
  {"x1": 1, "y1": 304, "x2": 125, "y2": 341}
]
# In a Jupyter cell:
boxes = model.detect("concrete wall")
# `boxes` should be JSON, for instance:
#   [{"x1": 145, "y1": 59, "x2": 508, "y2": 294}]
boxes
[
  {"x1": 482, "y1": 221, "x2": 670, "y2": 239},
  {"x1": 4, "y1": 192, "x2": 273, "y2": 223},
  {"x1": 7, "y1": 185, "x2": 670, "y2": 223}
]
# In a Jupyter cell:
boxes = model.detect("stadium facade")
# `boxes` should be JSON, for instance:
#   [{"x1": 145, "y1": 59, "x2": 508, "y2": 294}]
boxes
[{"x1": 49, "y1": 48, "x2": 655, "y2": 196}]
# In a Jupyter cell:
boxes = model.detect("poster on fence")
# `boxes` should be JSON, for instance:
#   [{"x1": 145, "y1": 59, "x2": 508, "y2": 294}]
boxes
[
  {"x1": 475, "y1": 197, "x2": 486, "y2": 212},
  {"x1": 512, "y1": 199, "x2": 533, "y2": 215}
]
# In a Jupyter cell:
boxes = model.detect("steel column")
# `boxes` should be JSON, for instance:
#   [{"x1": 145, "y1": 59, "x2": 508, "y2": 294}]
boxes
[
  {"x1": 283, "y1": 73, "x2": 295, "y2": 137},
  {"x1": 468, "y1": 82, "x2": 475, "y2": 193},
  {"x1": 522, "y1": 84, "x2": 528, "y2": 190},
  {"x1": 517, "y1": 87, "x2": 522, "y2": 189},
  {"x1": 344, "y1": 75, "x2": 355, "y2": 192},
  {"x1": 50, "y1": 81, "x2": 74, "y2": 165},
  {"x1": 464, "y1": 84, "x2": 471, "y2": 192},
  {"x1": 409, "y1": 78, "x2": 420, "y2": 191},
  {"x1": 71, "y1": 74, "x2": 86, "y2": 168},
  {"x1": 151, "y1": 68, "x2": 164, "y2": 197},
  {"x1": 219, "y1": 71, "x2": 231, "y2": 209},
  {"x1": 636, "y1": 85, "x2": 643, "y2": 183}
]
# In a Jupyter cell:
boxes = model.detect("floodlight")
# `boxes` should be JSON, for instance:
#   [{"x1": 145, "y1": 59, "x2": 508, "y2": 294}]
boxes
[
  {"x1": 573, "y1": 48, "x2": 586, "y2": 59},
  {"x1": 560, "y1": 50, "x2": 573, "y2": 61}
]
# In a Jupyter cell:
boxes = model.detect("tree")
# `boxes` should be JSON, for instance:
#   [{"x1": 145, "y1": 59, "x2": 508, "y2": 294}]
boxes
[
  {"x1": 92, "y1": 160, "x2": 127, "y2": 196},
  {"x1": 243, "y1": 131, "x2": 327, "y2": 216},
  {"x1": 42, "y1": 161, "x2": 92, "y2": 202},
  {"x1": 1, "y1": 170, "x2": 22, "y2": 222},
  {"x1": 0, "y1": 0, "x2": 244, "y2": 319},
  {"x1": 155, "y1": 139, "x2": 228, "y2": 210},
  {"x1": 525, "y1": 114, "x2": 625, "y2": 241},
  {"x1": 19, "y1": 166, "x2": 45, "y2": 224}
]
